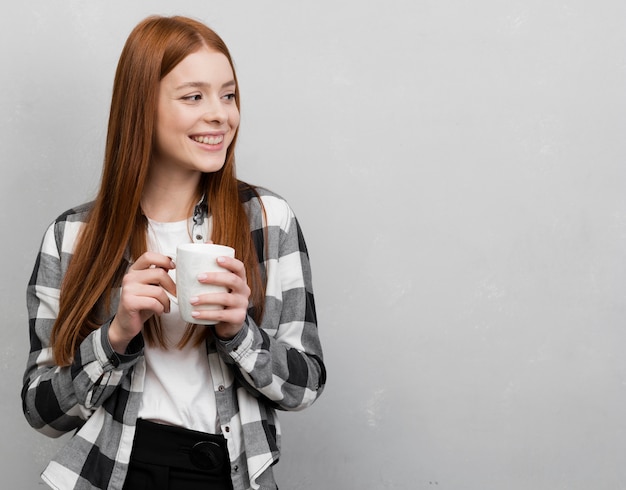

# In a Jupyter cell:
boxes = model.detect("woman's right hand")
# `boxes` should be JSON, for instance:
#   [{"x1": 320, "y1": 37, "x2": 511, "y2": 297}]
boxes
[{"x1": 109, "y1": 252, "x2": 176, "y2": 353}]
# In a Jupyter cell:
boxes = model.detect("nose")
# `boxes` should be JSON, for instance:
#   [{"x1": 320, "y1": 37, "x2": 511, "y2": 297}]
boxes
[{"x1": 202, "y1": 96, "x2": 227, "y2": 124}]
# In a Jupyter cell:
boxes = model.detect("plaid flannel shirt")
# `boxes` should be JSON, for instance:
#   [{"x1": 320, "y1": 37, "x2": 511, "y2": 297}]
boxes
[{"x1": 22, "y1": 185, "x2": 326, "y2": 490}]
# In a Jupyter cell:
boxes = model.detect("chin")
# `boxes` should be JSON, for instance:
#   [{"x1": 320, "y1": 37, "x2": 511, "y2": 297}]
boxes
[{"x1": 196, "y1": 161, "x2": 227, "y2": 174}]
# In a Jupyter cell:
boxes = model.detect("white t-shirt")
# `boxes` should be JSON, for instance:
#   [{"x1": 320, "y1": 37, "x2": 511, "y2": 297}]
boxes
[{"x1": 138, "y1": 217, "x2": 219, "y2": 434}]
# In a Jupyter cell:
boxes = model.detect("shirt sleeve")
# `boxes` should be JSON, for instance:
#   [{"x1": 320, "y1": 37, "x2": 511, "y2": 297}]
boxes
[
  {"x1": 215, "y1": 193, "x2": 326, "y2": 411},
  {"x1": 21, "y1": 215, "x2": 143, "y2": 438}
]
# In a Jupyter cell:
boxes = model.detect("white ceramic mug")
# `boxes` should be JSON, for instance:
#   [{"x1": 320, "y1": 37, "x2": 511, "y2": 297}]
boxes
[{"x1": 167, "y1": 243, "x2": 235, "y2": 325}]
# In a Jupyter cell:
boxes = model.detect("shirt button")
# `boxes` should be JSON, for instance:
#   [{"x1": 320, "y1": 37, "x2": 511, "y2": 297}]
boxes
[
  {"x1": 224, "y1": 426, "x2": 230, "y2": 433},
  {"x1": 218, "y1": 385, "x2": 225, "y2": 392},
  {"x1": 233, "y1": 465, "x2": 239, "y2": 472}
]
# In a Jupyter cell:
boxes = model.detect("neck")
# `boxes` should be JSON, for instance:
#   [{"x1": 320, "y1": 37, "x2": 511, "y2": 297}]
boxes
[{"x1": 142, "y1": 169, "x2": 202, "y2": 222}]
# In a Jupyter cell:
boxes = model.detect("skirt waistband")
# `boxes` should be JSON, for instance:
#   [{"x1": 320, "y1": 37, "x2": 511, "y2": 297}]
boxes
[{"x1": 131, "y1": 419, "x2": 230, "y2": 473}]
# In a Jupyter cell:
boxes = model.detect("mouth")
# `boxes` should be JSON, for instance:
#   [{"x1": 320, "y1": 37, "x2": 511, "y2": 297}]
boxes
[{"x1": 191, "y1": 134, "x2": 225, "y2": 145}]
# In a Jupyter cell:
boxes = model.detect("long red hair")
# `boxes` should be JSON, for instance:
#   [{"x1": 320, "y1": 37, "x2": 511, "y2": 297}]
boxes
[{"x1": 51, "y1": 16, "x2": 265, "y2": 365}]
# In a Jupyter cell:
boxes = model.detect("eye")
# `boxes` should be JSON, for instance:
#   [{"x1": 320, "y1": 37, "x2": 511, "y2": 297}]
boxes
[
  {"x1": 223, "y1": 93, "x2": 236, "y2": 101},
  {"x1": 182, "y1": 94, "x2": 202, "y2": 102}
]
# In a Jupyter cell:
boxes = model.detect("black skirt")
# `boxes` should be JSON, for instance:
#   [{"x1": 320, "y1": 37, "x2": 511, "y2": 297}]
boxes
[{"x1": 122, "y1": 419, "x2": 234, "y2": 490}]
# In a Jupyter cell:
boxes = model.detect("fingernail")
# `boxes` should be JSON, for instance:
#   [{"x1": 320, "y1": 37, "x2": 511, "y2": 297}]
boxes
[
  {"x1": 217, "y1": 256, "x2": 226, "y2": 264},
  {"x1": 198, "y1": 273, "x2": 208, "y2": 281},
  {"x1": 191, "y1": 311, "x2": 200, "y2": 318},
  {"x1": 190, "y1": 296, "x2": 199, "y2": 305}
]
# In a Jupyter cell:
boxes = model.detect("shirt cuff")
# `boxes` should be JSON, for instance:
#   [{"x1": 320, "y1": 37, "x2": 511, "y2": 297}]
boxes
[
  {"x1": 214, "y1": 320, "x2": 253, "y2": 359},
  {"x1": 99, "y1": 321, "x2": 144, "y2": 369}
]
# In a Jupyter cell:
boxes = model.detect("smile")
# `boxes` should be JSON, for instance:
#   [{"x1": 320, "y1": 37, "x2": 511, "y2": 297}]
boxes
[{"x1": 191, "y1": 135, "x2": 224, "y2": 145}]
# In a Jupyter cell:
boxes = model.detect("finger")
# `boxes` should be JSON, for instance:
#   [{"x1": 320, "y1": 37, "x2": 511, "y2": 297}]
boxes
[
  {"x1": 196, "y1": 271, "x2": 235, "y2": 289},
  {"x1": 215, "y1": 256, "x2": 246, "y2": 277},
  {"x1": 130, "y1": 252, "x2": 176, "y2": 271},
  {"x1": 191, "y1": 291, "x2": 232, "y2": 308},
  {"x1": 121, "y1": 284, "x2": 172, "y2": 313},
  {"x1": 193, "y1": 308, "x2": 246, "y2": 331},
  {"x1": 124, "y1": 267, "x2": 176, "y2": 292},
  {"x1": 120, "y1": 291, "x2": 167, "y2": 316},
  {"x1": 157, "y1": 271, "x2": 177, "y2": 298},
  {"x1": 198, "y1": 287, "x2": 249, "y2": 305}
]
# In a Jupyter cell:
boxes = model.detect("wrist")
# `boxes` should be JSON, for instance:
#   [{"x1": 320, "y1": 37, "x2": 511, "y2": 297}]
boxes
[
  {"x1": 108, "y1": 318, "x2": 134, "y2": 354},
  {"x1": 213, "y1": 321, "x2": 248, "y2": 346},
  {"x1": 213, "y1": 326, "x2": 238, "y2": 341}
]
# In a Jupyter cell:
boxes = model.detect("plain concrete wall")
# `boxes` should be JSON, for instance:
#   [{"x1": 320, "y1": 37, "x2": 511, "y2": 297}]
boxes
[{"x1": 2, "y1": 1, "x2": 626, "y2": 488}]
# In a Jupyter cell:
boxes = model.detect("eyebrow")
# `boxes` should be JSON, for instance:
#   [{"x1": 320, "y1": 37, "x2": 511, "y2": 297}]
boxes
[{"x1": 174, "y1": 80, "x2": 236, "y2": 91}]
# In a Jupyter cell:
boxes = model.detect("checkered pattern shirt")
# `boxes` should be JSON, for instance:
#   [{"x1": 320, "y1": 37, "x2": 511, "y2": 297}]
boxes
[{"x1": 22, "y1": 185, "x2": 326, "y2": 490}]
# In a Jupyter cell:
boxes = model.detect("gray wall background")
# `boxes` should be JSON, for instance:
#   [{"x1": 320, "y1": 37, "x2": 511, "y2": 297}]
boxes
[{"x1": 2, "y1": 1, "x2": 625, "y2": 488}]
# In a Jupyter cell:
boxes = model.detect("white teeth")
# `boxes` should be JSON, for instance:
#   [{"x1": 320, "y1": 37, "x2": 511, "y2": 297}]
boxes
[{"x1": 193, "y1": 135, "x2": 224, "y2": 145}]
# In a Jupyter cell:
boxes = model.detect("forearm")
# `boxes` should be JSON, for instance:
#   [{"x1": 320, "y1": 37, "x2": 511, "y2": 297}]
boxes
[
  {"x1": 218, "y1": 195, "x2": 327, "y2": 409},
  {"x1": 22, "y1": 322, "x2": 143, "y2": 436},
  {"x1": 216, "y1": 313, "x2": 325, "y2": 411}
]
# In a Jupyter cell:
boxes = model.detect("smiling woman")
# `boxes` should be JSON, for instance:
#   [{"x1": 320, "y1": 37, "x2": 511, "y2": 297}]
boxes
[
  {"x1": 21, "y1": 15, "x2": 325, "y2": 490},
  {"x1": 152, "y1": 49, "x2": 240, "y2": 180}
]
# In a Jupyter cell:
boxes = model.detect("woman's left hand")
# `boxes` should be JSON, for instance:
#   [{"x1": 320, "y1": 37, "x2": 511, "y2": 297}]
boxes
[{"x1": 190, "y1": 255, "x2": 251, "y2": 340}]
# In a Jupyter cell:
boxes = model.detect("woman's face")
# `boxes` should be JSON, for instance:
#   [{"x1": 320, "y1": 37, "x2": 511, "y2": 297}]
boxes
[{"x1": 152, "y1": 47, "x2": 240, "y2": 176}]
